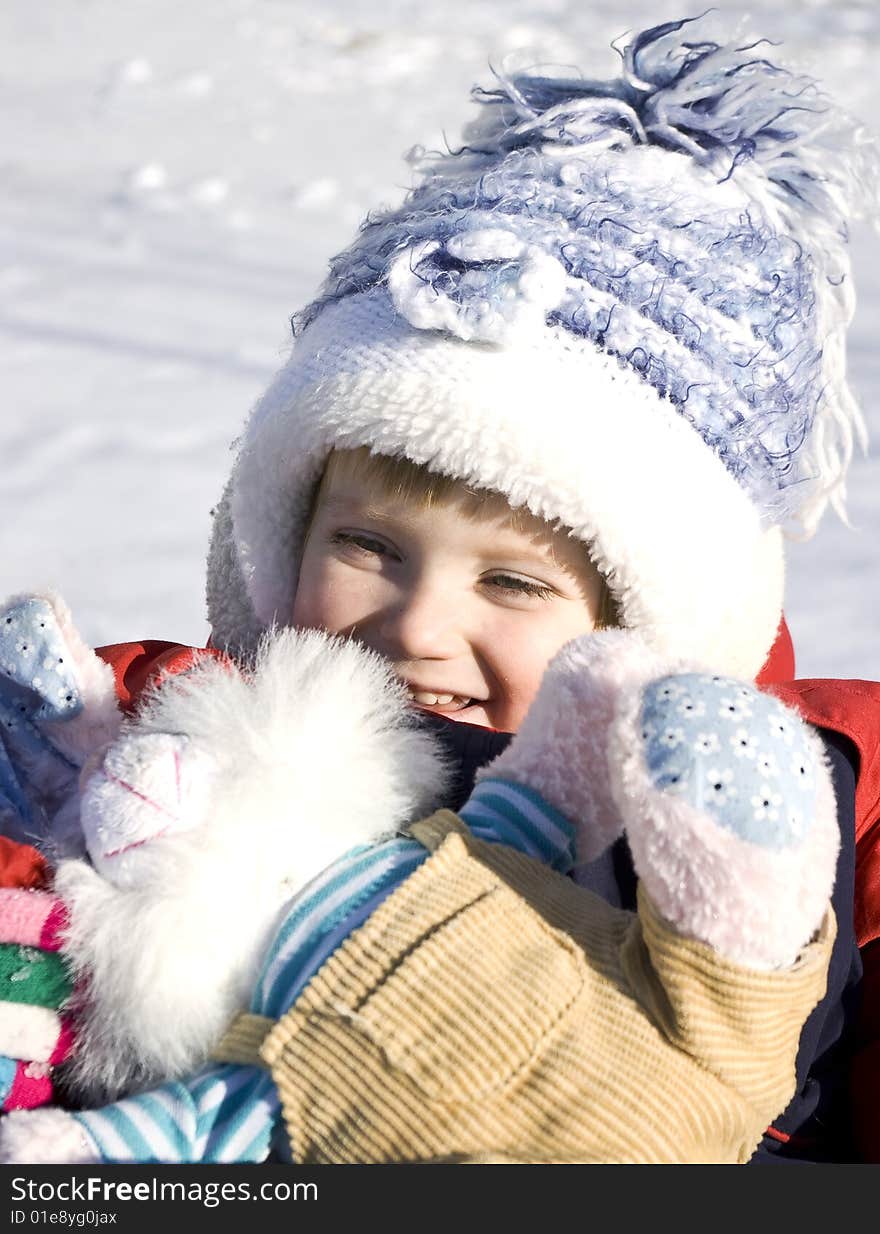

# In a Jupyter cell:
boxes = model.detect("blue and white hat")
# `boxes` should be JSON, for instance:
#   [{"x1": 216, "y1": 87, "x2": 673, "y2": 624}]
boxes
[{"x1": 206, "y1": 16, "x2": 877, "y2": 678}]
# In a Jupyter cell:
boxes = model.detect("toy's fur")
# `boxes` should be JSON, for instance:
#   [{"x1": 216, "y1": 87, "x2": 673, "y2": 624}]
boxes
[{"x1": 55, "y1": 628, "x2": 448, "y2": 1103}]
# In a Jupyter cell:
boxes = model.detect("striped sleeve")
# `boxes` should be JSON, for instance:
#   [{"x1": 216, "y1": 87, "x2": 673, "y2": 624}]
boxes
[
  {"x1": 256, "y1": 836, "x2": 427, "y2": 1018},
  {"x1": 73, "y1": 1064, "x2": 279, "y2": 1164},
  {"x1": 258, "y1": 783, "x2": 576, "y2": 1019},
  {"x1": 459, "y1": 777, "x2": 577, "y2": 872}
]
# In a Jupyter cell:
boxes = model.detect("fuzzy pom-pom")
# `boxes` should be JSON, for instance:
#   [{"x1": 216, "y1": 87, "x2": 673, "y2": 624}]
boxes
[{"x1": 466, "y1": 15, "x2": 878, "y2": 229}]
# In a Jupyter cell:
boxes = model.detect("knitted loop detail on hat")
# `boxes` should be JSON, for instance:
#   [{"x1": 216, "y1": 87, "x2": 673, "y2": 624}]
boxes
[{"x1": 387, "y1": 231, "x2": 568, "y2": 344}]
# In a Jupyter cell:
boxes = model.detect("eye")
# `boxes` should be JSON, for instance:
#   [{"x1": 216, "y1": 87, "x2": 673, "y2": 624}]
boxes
[
  {"x1": 330, "y1": 530, "x2": 397, "y2": 560},
  {"x1": 482, "y1": 572, "x2": 556, "y2": 602}
]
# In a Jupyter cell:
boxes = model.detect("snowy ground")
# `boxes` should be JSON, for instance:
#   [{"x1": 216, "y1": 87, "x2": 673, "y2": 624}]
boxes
[{"x1": 2, "y1": 0, "x2": 878, "y2": 678}]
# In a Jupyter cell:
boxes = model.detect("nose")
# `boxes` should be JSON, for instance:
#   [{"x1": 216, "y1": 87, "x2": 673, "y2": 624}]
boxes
[{"x1": 377, "y1": 579, "x2": 465, "y2": 662}]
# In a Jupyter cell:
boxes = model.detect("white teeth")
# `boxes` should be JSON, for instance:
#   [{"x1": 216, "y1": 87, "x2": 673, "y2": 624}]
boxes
[{"x1": 408, "y1": 691, "x2": 468, "y2": 707}]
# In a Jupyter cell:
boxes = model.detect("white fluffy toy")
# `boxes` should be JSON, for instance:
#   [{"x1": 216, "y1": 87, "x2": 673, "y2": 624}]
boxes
[{"x1": 0, "y1": 608, "x2": 839, "y2": 1164}]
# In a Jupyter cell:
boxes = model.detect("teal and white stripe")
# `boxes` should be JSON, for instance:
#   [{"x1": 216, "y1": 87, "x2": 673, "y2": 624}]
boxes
[
  {"x1": 463, "y1": 777, "x2": 575, "y2": 866},
  {"x1": 74, "y1": 777, "x2": 576, "y2": 1163}
]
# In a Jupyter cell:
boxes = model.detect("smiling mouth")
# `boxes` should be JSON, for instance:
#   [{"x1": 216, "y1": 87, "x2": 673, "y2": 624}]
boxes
[{"x1": 406, "y1": 690, "x2": 475, "y2": 713}]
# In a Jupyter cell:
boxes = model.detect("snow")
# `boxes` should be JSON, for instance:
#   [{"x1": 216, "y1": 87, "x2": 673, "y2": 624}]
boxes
[{"x1": 2, "y1": 0, "x2": 878, "y2": 678}]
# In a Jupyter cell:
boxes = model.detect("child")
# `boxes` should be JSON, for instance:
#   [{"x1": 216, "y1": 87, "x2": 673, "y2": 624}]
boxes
[
  {"x1": 198, "y1": 13, "x2": 878, "y2": 1161},
  {"x1": 1, "y1": 14, "x2": 879, "y2": 1161}
]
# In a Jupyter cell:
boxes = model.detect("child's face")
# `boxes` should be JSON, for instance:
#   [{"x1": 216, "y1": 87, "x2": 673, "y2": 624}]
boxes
[{"x1": 292, "y1": 465, "x2": 604, "y2": 731}]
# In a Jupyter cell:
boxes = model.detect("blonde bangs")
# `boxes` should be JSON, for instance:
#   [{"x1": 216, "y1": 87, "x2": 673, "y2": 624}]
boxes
[{"x1": 319, "y1": 447, "x2": 519, "y2": 522}]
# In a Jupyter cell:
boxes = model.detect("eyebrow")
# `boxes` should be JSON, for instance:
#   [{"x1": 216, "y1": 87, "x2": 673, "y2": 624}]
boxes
[{"x1": 316, "y1": 494, "x2": 400, "y2": 523}]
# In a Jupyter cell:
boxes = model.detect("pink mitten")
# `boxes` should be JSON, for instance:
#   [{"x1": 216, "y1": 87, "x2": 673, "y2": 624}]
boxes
[
  {"x1": 480, "y1": 629, "x2": 672, "y2": 862},
  {"x1": 482, "y1": 630, "x2": 838, "y2": 969}
]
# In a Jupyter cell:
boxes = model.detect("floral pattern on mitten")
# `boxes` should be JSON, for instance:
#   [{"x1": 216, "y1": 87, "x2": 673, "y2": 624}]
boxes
[{"x1": 640, "y1": 674, "x2": 817, "y2": 849}]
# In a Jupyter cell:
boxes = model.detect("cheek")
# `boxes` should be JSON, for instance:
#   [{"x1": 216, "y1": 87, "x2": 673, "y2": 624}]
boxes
[
  {"x1": 292, "y1": 557, "x2": 380, "y2": 634},
  {"x1": 291, "y1": 542, "x2": 340, "y2": 629},
  {"x1": 485, "y1": 607, "x2": 596, "y2": 721},
  {"x1": 290, "y1": 557, "x2": 328, "y2": 629},
  {"x1": 473, "y1": 621, "x2": 547, "y2": 721},
  {"x1": 495, "y1": 645, "x2": 552, "y2": 711}
]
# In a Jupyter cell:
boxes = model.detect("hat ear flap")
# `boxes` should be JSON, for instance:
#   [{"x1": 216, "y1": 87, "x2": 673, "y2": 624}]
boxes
[{"x1": 206, "y1": 483, "x2": 265, "y2": 661}]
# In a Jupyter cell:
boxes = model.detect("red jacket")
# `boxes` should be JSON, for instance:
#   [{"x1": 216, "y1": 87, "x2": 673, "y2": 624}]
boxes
[{"x1": 93, "y1": 621, "x2": 880, "y2": 1161}]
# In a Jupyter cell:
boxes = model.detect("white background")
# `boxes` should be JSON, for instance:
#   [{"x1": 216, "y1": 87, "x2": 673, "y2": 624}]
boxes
[{"x1": 2, "y1": 0, "x2": 878, "y2": 678}]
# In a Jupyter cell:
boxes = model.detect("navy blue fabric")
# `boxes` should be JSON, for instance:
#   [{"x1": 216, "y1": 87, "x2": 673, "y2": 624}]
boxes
[
  {"x1": 749, "y1": 727, "x2": 861, "y2": 1164},
  {"x1": 418, "y1": 712, "x2": 862, "y2": 1164}
]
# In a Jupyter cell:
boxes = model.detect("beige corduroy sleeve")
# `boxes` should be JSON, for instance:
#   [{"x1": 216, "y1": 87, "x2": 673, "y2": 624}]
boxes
[{"x1": 223, "y1": 811, "x2": 835, "y2": 1164}]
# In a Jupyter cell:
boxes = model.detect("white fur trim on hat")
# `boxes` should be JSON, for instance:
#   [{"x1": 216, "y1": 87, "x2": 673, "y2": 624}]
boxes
[{"x1": 211, "y1": 286, "x2": 783, "y2": 678}]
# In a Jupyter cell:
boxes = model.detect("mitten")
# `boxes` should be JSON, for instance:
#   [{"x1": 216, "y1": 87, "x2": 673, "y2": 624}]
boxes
[
  {"x1": 483, "y1": 629, "x2": 838, "y2": 969},
  {"x1": 0, "y1": 592, "x2": 121, "y2": 853},
  {"x1": 0, "y1": 1107, "x2": 99, "y2": 1165}
]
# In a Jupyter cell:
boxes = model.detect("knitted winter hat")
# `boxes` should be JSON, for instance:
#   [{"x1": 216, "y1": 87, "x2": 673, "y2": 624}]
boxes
[{"x1": 206, "y1": 15, "x2": 877, "y2": 678}]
